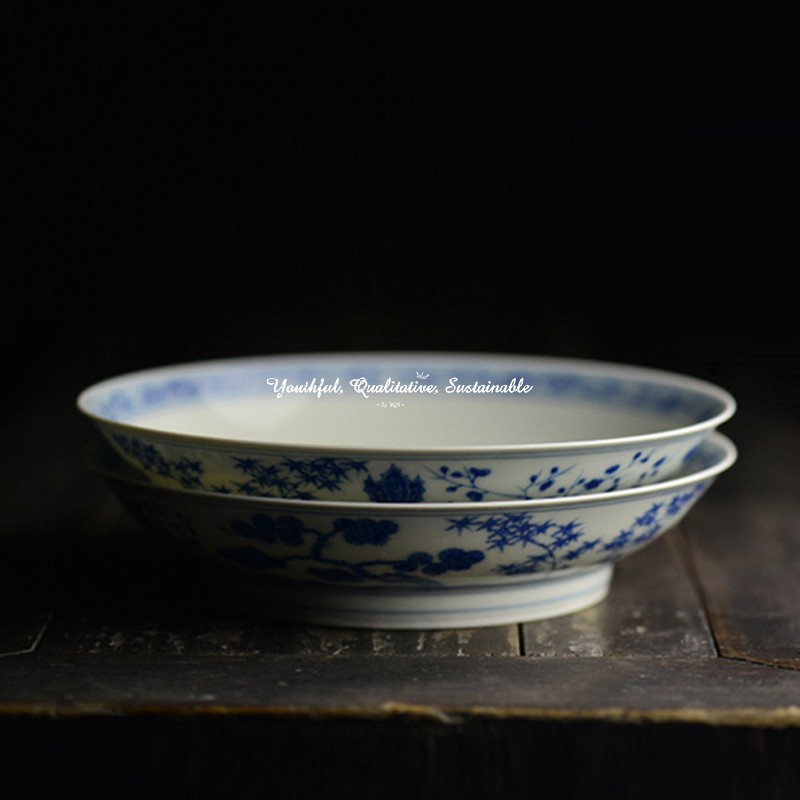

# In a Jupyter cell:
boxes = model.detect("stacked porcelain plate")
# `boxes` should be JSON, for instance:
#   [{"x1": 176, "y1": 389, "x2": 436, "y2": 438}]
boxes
[{"x1": 77, "y1": 351, "x2": 737, "y2": 630}]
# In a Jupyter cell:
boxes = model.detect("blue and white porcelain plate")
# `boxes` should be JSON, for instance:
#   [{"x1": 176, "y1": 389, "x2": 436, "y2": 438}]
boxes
[
  {"x1": 78, "y1": 351, "x2": 736, "y2": 502},
  {"x1": 92, "y1": 431, "x2": 737, "y2": 628}
]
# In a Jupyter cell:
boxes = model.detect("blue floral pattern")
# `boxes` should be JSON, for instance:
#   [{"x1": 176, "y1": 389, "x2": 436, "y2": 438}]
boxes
[
  {"x1": 219, "y1": 513, "x2": 484, "y2": 586},
  {"x1": 111, "y1": 433, "x2": 205, "y2": 490},
  {"x1": 84, "y1": 355, "x2": 732, "y2": 503},
  {"x1": 363, "y1": 464, "x2": 425, "y2": 502},
  {"x1": 231, "y1": 455, "x2": 369, "y2": 499},
  {"x1": 430, "y1": 448, "x2": 668, "y2": 501},
  {"x1": 214, "y1": 483, "x2": 707, "y2": 585},
  {"x1": 447, "y1": 482, "x2": 705, "y2": 576},
  {"x1": 445, "y1": 512, "x2": 602, "y2": 571},
  {"x1": 111, "y1": 433, "x2": 370, "y2": 498},
  {"x1": 110, "y1": 432, "x2": 678, "y2": 502}
]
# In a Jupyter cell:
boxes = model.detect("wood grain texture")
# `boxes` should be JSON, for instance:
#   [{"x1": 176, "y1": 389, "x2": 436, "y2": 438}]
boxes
[
  {"x1": 2, "y1": 713, "x2": 798, "y2": 800},
  {"x1": 41, "y1": 612, "x2": 522, "y2": 658},
  {"x1": 4, "y1": 655, "x2": 800, "y2": 726},
  {"x1": 521, "y1": 531, "x2": 715, "y2": 658},
  {"x1": 685, "y1": 496, "x2": 800, "y2": 669}
]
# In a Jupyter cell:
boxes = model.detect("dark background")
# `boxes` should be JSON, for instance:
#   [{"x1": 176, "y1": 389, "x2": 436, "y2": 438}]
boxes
[
  {"x1": 3, "y1": 8, "x2": 800, "y2": 798},
  {"x1": 6, "y1": 4, "x2": 798, "y2": 417}
]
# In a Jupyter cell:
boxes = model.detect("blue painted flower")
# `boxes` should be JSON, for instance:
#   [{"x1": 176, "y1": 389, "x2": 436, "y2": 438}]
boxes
[
  {"x1": 422, "y1": 547, "x2": 485, "y2": 575},
  {"x1": 333, "y1": 517, "x2": 399, "y2": 546},
  {"x1": 438, "y1": 547, "x2": 485, "y2": 571},
  {"x1": 363, "y1": 464, "x2": 425, "y2": 502}
]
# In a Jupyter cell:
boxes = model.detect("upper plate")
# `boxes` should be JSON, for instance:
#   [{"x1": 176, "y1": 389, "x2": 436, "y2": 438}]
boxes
[{"x1": 77, "y1": 351, "x2": 736, "y2": 502}]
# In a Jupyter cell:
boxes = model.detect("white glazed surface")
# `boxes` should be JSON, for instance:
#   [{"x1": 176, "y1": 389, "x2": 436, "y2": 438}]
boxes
[
  {"x1": 117, "y1": 395, "x2": 687, "y2": 447},
  {"x1": 94, "y1": 433, "x2": 736, "y2": 628},
  {"x1": 78, "y1": 352, "x2": 736, "y2": 501}
]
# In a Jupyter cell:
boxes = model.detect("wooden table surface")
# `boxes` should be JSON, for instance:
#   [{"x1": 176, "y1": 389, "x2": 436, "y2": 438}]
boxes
[{"x1": 2, "y1": 375, "x2": 799, "y2": 799}]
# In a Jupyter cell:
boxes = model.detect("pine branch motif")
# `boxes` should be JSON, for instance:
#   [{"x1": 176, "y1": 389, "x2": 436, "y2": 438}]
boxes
[{"x1": 219, "y1": 513, "x2": 485, "y2": 586}]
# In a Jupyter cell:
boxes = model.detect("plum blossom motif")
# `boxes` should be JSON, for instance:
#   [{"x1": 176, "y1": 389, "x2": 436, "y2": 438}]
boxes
[
  {"x1": 430, "y1": 448, "x2": 670, "y2": 500},
  {"x1": 601, "y1": 484, "x2": 706, "y2": 554}
]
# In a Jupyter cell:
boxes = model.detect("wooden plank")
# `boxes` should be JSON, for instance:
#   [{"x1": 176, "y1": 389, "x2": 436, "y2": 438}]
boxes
[
  {"x1": 4, "y1": 655, "x2": 800, "y2": 727},
  {"x1": 521, "y1": 530, "x2": 715, "y2": 657},
  {"x1": 3, "y1": 705, "x2": 800, "y2": 800},
  {"x1": 41, "y1": 612, "x2": 521, "y2": 658},
  {"x1": 685, "y1": 496, "x2": 800, "y2": 669},
  {"x1": 286, "y1": 625, "x2": 521, "y2": 657}
]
